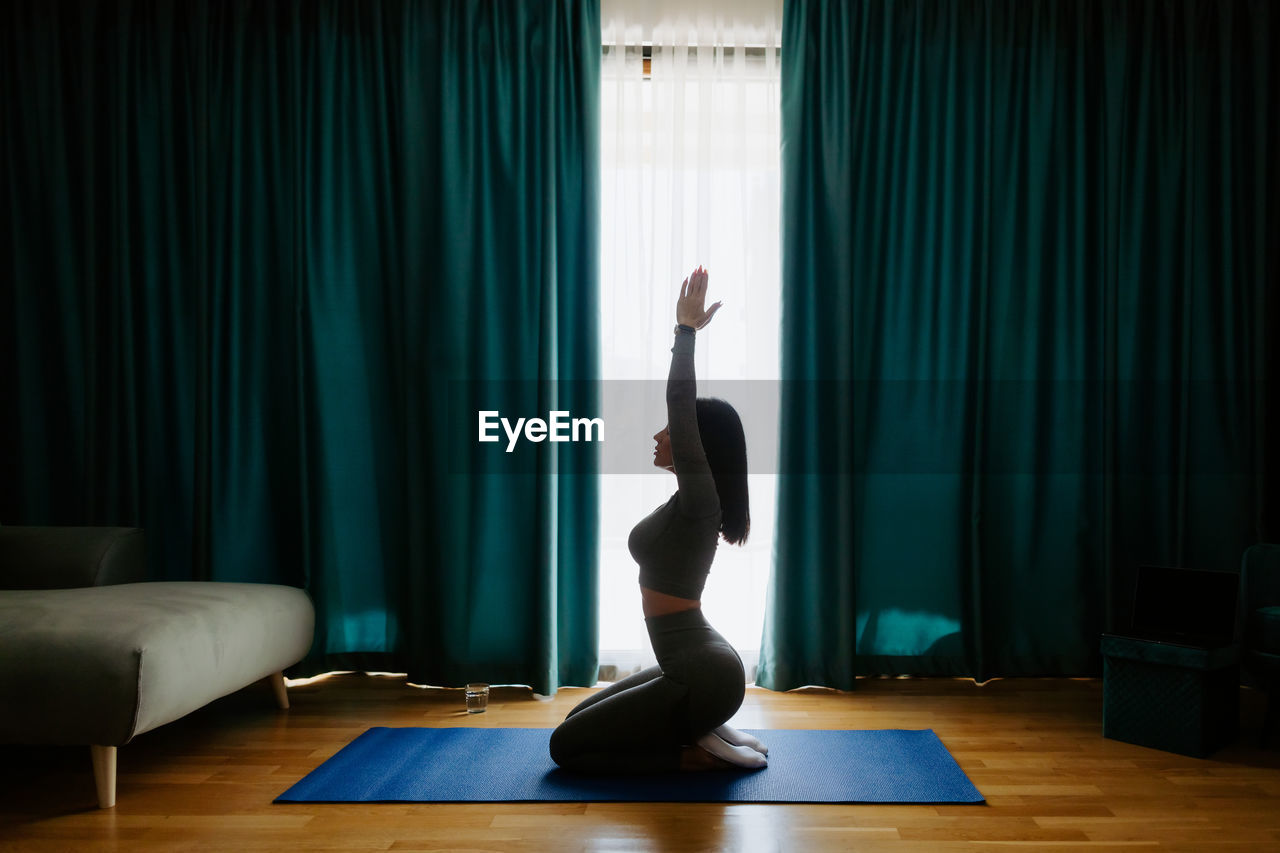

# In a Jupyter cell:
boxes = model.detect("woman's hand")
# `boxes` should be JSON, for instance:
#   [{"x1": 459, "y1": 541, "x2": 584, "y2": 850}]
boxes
[{"x1": 675, "y1": 265, "x2": 723, "y2": 330}]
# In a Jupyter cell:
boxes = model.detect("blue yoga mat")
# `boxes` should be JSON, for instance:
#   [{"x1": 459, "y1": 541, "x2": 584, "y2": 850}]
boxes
[{"x1": 275, "y1": 727, "x2": 983, "y2": 804}]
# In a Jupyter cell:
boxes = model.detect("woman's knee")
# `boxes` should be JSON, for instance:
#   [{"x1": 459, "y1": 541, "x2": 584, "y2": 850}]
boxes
[{"x1": 549, "y1": 723, "x2": 576, "y2": 768}]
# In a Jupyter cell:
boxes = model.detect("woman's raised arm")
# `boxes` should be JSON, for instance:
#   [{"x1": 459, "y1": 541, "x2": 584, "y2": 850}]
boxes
[{"x1": 667, "y1": 267, "x2": 722, "y2": 518}]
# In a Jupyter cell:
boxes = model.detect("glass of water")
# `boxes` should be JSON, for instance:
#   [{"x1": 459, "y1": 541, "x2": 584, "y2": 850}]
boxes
[{"x1": 465, "y1": 683, "x2": 489, "y2": 713}]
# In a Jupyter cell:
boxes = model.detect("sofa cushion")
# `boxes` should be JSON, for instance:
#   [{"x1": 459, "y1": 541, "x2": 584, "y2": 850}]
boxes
[
  {"x1": 0, "y1": 582, "x2": 314, "y2": 746},
  {"x1": 1250, "y1": 605, "x2": 1280, "y2": 654},
  {"x1": 0, "y1": 527, "x2": 146, "y2": 590}
]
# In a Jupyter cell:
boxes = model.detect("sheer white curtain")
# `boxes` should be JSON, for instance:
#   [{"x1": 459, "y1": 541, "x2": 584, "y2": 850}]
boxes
[{"x1": 597, "y1": 1, "x2": 782, "y2": 682}]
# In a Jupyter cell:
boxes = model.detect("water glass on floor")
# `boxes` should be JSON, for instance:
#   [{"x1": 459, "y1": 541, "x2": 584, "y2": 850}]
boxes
[{"x1": 466, "y1": 683, "x2": 489, "y2": 713}]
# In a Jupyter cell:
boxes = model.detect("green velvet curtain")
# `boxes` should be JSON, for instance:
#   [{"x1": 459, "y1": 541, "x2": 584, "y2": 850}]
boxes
[
  {"x1": 759, "y1": 0, "x2": 1278, "y2": 689},
  {"x1": 0, "y1": 0, "x2": 601, "y2": 695}
]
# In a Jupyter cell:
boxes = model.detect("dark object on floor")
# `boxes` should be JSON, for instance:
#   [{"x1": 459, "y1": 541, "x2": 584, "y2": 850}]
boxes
[
  {"x1": 1239, "y1": 543, "x2": 1280, "y2": 748},
  {"x1": 1102, "y1": 563, "x2": 1241, "y2": 758}
]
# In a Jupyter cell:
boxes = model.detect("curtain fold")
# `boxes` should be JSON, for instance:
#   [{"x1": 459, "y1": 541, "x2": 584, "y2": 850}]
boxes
[
  {"x1": 759, "y1": 0, "x2": 1277, "y2": 690},
  {"x1": 0, "y1": 0, "x2": 601, "y2": 696}
]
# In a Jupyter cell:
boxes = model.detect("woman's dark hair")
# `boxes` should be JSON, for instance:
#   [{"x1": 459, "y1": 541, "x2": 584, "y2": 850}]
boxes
[{"x1": 695, "y1": 397, "x2": 750, "y2": 545}]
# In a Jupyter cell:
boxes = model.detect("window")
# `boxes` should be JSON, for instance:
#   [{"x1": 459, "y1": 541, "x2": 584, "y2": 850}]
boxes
[{"x1": 598, "y1": 29, "x2": 782, "y2": 681}]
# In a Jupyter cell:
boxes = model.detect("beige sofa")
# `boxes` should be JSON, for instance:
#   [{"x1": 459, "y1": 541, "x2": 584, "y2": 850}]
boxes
[{"x1": 0, "y1": 526, "x2": 315, "y2": 808}]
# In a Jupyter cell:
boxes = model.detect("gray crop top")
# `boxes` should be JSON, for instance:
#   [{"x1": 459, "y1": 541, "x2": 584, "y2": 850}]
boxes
[{"x1": 627, "y1": 330, "x2": 721, "y2": 600}]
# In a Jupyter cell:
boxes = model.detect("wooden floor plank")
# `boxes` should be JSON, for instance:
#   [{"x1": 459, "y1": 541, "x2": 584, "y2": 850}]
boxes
[{"x1": 1, "y1": 674, "x2": 1277, "y2": 851}]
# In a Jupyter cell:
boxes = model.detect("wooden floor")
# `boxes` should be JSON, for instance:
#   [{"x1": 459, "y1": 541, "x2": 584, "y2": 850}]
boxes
[{"x1": 1, "y1": 674, "x2": 1278, "y2": 852}]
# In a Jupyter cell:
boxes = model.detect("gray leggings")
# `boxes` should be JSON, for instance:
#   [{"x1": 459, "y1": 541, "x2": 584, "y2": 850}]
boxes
[{"x1": 549, "y1": 607, "x2": 746, "y2": 774}]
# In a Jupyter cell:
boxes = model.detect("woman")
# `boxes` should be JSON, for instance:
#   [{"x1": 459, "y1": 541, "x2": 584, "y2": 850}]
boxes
[{"x1": 549, "y1": 266, "x2": 768, "y2": 773}]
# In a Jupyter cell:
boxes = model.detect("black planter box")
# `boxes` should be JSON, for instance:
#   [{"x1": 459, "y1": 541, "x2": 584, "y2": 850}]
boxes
[{"x1": 1101, "y1": 634, "x2": 1240, "y2": 758}]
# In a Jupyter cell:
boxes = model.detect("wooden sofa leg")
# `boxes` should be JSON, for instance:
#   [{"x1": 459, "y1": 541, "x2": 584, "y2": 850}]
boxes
[
  {"x1": 269, "y1": 671, "x2": 290, "y2": 710},
  {"x1": 90, "y1": 745, "x2": 117, "y2": 809}
]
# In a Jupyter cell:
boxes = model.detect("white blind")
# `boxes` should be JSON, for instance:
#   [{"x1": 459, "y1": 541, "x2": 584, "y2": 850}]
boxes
[
  {"x1": 597, "y1": 3, "x2": 783, "y2": 682},
  {"x1": 602, "y1": 0, "x2": 783, "y2": 47}
]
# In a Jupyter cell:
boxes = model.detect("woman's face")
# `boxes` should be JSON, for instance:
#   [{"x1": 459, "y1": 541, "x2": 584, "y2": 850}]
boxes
[{"x1": 653, "y1": 425, "x2": 675, "y2": 473}]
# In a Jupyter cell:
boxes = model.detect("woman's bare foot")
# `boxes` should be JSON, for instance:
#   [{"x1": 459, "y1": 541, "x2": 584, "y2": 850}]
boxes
[
  {"x1": 678, "y1": 744, "x2": 737, "y2": 771},
  {"x1": 713, "y1": 723, "x2": 768, "y2": 756},
  {"x1": 695, "y1": 732, "x2": 768, "y2": 768}
]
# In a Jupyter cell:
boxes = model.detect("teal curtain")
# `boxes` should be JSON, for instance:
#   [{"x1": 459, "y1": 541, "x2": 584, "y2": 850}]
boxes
[
  {"x1": 0, "y1": 0, "x2": 601, "y2": 695},
  {"x1": 760, "y1": 0, "x2": 1278, "y2": 689}
]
